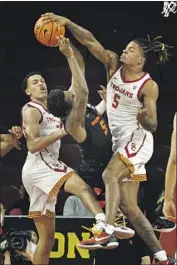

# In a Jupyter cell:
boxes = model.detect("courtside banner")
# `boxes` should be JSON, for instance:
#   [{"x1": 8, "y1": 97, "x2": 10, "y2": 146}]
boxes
[{"x1": 3, "y1": 216, "x2": 94, "y2": 265}]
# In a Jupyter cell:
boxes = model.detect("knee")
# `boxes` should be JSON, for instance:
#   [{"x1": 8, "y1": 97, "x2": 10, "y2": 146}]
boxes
[
  {"x1": 102, "y1": 168, "x2": 118, "y2": 184},
  {"x1": 120, "y1": 202, "x2": 139, "y2": 220},
  {"x1": 77, "y1": 183, "x2": 94, "y2": 197}
]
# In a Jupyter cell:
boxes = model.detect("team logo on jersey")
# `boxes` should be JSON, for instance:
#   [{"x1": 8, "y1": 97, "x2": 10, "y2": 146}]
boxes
[{"x1": 131, "y1": 143, "x2": 136, "y2": 151}]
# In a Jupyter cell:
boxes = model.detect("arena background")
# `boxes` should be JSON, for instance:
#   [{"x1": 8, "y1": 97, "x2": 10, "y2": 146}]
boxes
[{"x1": 0, "y1": 1, "x2": 176, "y2": 264}]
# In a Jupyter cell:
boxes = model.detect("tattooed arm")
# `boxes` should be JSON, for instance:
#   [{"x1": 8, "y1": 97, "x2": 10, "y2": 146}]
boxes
[{"x1": 41, "y1": 13, "x2": 119, "y2": 80}]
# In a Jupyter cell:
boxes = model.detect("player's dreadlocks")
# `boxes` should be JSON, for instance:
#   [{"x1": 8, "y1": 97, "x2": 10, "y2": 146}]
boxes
[{"x1": 133, "y1": 36, "x2": 173, "y2": 71}]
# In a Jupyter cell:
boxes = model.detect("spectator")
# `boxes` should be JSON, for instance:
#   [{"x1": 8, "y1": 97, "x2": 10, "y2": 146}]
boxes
[{"x1": 8, "y1": 185, "x2": 29, "y2": 215}]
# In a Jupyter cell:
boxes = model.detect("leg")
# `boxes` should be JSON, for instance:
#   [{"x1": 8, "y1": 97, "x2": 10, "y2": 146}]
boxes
[
  {"x1": 119, "y1": 181, "x2": 168, "y2": 261},
  {"x1": 33, "y1": 216, "x2": 55, "y2": 265},
  {"x1": 64, "y1": 172, "x2": 104, "y2": 217},
  {"x1": 102, "y1": 153, "x2": 130, "y2": 225}
]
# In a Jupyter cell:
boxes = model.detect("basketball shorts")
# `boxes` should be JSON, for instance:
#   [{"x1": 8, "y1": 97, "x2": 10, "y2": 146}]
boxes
[
  {"x1": 22, "y1": 151, "x2": 75, "y2": 219},
  {"x1": 112, "y1": 128, "x2": 153, "y2": 182}
]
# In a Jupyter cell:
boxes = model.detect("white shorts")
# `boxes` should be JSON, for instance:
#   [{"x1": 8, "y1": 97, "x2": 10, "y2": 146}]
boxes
[
  {"x1": 22, "y1": 151, "x2": 74, "y2": 219},
  {"x1": 112, "y1": 128, "x2": 153, "y2": 182}
]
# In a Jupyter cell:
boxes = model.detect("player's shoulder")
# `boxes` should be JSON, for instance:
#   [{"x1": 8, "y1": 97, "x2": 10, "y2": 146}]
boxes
[
  {"x1": 22, "y1": 103, "x2": 41, "y2": 119},
  {"x1": 142, "y1": 78, "x2": 159, "y2": 96}
]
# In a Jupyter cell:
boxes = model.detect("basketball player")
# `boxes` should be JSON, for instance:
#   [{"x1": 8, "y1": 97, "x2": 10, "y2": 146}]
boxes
[
  {"x1": 163, "y1": 113, "x2": 176, "y2": 221},
  {"x1": 21, "y1": 36, "x2": 116, "y2": 265},
  {"x1": 48, "y1": 53, "x2": 135, "y2": 241},
  {"x1": 0, "y1": 126, "x2": 22, "y2": 157},
  {"x1": 41, "y1": 13, "x2": 174, "y2": 264}
]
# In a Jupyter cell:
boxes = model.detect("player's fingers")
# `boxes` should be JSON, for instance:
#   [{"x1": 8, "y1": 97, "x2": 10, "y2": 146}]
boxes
[
  {"x1": 100, "y1": 85, "x2": 106, "y2": 90},
  {"x1": 98, "y1": 90, "x2": 103, "y2": 94},
  {"x1": 141, "y1": 108, "x2": 148, "y2": 114},
  {"x1": 57, "y1": 24, "x2": 61, "y2": 31},
  {"x1": 16, "y1": 128, "x2": 22, "y2": 133},
  {"x1": 41, "y1": 18, "x2": 54, "y2": 24},
  {"x1": 66, "y1": 38, "x2": 70, "y2": 46},
  {"x1": 8, "y1": 129, "x2": 13, "y2": 135},
  {"x1": 60, "y1": 36, "x2": 65, "y2": 46},
  {"x1": 43, "y1": 12, "x2": 54, "y2": 17}
]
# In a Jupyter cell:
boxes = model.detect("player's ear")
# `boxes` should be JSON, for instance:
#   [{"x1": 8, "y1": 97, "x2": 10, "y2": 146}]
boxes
[
  {"x1": 25, "y1": 88, "x2": 30, "y2": 96},
  {"x1": 138, "y1": 56, "x2": 145, "y2": 65}
]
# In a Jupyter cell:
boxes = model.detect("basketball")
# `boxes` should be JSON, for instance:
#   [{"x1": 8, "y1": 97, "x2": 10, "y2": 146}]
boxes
[{"x1": 34, "y1": 17, "x2": 65, "y2": 47}]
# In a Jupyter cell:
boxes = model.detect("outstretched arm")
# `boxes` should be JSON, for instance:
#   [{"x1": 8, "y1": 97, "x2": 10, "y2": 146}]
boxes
[
  {"x1": 68, "y1": 42, "x2": 85, "y2": 94},
  {"x1": 41, "y1": 13, "x2": 119, "y2": 78},
  {"x1": 70, "y1": 42, "x2": 85, "y2": 74},
  {"x1": 57, "y1": 36, "x2": 88, "y2": 143}
]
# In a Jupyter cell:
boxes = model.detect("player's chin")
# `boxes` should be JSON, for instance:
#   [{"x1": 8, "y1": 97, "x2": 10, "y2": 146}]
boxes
[{"x1": 120, "y1": 57, "x2": 127, "y2": 64}]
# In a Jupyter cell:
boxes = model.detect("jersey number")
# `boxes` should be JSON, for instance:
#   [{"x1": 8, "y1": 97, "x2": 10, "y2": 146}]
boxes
[{"x1": 112, "y1": 94, "x2": 120, "y2": 109}]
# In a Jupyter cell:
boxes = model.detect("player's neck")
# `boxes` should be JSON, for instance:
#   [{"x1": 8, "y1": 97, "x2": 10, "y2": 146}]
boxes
[
  {"x1": 30, "y1": 98, "x2": 48, "y2": 109},
  {"x1": 122, "y1": 65, "x2": 145, "y2": 80}
]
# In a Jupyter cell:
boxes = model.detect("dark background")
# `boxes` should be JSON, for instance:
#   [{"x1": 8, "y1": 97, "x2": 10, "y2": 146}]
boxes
[{"x1": 0, "y1": 1, "x2": 176, "y2": 197}]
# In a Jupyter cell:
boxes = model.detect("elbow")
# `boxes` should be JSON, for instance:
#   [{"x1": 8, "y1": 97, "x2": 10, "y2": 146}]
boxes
[
  {"x1": 76, "y1": 88, "x2": 88, "y2": 101},
  {"x1": 149, "y1": 125, "x2": 157, "y2": 133},
  {"x1": 27, "y1": 144, "x2": 38, "y2": 154},
  {"x1": 28, "y1": 147, "x2": 36, "y2": 154},
  {"x1": 148, "y1": 121, "x2": 158, "y2": 133}
]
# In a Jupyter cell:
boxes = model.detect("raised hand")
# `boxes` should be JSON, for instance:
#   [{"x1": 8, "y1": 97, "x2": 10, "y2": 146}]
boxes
[
  {"x1": 98, "y1": 85, "x2": 107, "y2": 102},
  {"x1": 8, "y1": 126, "x2": 22, "y2": 150},
  {"x1": 57, "y1": 36, "x2": 74, "y2": 58},
  {"x1": 41, "y1": 13, "x2": 69, "y2": 26}
]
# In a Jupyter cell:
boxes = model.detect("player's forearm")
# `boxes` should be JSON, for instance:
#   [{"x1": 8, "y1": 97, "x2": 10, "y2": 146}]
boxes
[
  {"x1": 164, "y1": 158, "x2": 176, "y2": 201},
  {"x1": 27, "y1": 130, "x2": 67, "y2": 153},
  {"x1": 139, "y1": 118, "x2": 157, "y2": 133},
  {"x1": 67, "y1": 55, "x2": 88, "y2": 95},
  {"x1": 0, "y1": 142, "x2": 14, "y2": 157},
  {"x1": 70, "y1": 43, "x2": 85, "y2": 74},
  {"x1": 95, "y1": 100, "x2": 106, "y2": 115},
  {"x1": 67, "y1": 20, "x2": 93, "y2": 47}
]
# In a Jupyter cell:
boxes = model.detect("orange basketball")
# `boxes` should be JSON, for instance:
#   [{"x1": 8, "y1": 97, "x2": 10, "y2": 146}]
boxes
[{"x1": 34, "y1": 17, "x2": 65, "y2": 47}]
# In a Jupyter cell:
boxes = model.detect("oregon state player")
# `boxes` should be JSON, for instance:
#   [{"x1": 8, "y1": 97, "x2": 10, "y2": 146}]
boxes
[{"x1": 48, "y1": 58, "x2": 135, "y2": 245}]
